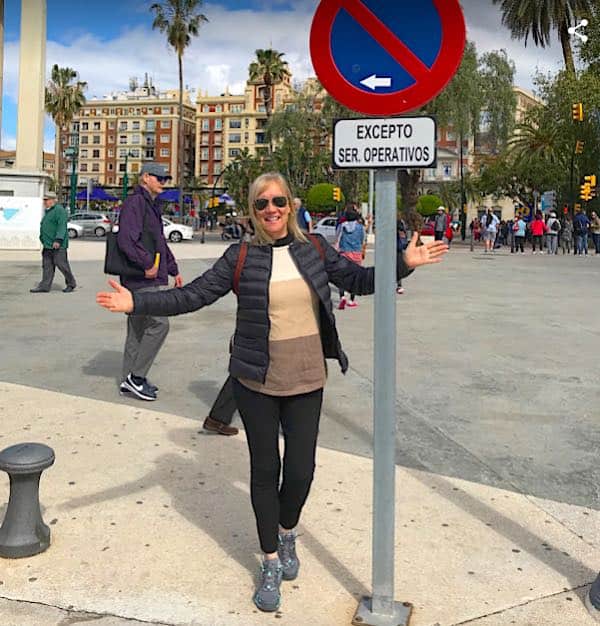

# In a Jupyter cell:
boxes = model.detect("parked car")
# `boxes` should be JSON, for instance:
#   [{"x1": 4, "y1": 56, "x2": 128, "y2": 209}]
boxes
[
  {"x1": 69, "y1": 212, "x2": 112, "y2": 237},
  {"x1": 163, "y1": 218, "x2": 193, "y2": 243},
  {"x1": 66, "y1": 222, "x2": 84, "y2": 239},
  {"x1": 312, "y1": 216, "x2": 338, "y2": 243}
]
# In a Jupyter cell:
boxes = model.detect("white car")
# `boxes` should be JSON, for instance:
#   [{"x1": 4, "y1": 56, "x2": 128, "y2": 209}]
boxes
[
  {"x1": 67, "y1": 222, "x2": 84, "y2": 239},
  {"x1": 311, "y1": 216, "x2": 338, "y2": 243},
  {"x1": 162, "y1": 218, "x2": 193, "y2": 243}
]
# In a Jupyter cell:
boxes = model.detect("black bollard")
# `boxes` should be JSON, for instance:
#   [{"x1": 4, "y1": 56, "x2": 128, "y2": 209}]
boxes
[
  {"x1": 0, "y1": 443, "x2": 55, "y2": 558},
  {"x1": 586, "y1": 572, "x2": 600, "y2": 622}
]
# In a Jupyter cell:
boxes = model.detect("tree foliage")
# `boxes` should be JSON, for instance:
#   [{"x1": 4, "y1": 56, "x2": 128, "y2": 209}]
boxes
[
  {"x1": 306, "y1": 183, "x2": 342, "y2": 212},
  {"x1": 416, "y1": 194, "x2": 443, "y2": 216}
]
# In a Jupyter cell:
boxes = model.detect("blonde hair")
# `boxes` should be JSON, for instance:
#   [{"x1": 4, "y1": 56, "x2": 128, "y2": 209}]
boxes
[{"x1": 248, "y1": 172, "x2": 308, "y2": 245}]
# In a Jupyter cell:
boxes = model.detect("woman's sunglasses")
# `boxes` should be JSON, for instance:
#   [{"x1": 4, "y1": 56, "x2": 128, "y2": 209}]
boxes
[{"x1": 254, "y1": 196, "x2": 288, "y2": 211}]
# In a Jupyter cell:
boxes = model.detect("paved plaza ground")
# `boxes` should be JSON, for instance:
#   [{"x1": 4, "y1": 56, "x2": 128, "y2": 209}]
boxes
[{"x1": 0, "y1": 236, "x2": 599, "y2": 625}]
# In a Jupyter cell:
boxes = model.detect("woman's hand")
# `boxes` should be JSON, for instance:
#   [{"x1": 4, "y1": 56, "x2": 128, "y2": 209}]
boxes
[
  {"x1": 96, "y1": 279, "x2": 134, "y2": 313},
  {"x1": 403, "y1": 231, "x2": 449, "y2": 269}
]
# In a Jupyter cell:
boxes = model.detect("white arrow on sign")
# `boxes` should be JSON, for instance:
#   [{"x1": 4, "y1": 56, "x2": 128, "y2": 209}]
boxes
[{"x1": 360, "y1": 74, "x2": 392, "y2": 91}]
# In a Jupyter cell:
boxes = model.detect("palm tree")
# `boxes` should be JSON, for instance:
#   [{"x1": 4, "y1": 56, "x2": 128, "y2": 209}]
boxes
[
  {"x1": 151, "y1": 0, "x2": 208, "y2": 208},
  {"x1": 44, "y1": 64, "x2": 87, "y2": 202},
  {"x1": 248, "y1": 49, "x2": 291, "y2": 120},
  {"x1": 492, "y1": 0, "x2": 594, "y2": 74}
]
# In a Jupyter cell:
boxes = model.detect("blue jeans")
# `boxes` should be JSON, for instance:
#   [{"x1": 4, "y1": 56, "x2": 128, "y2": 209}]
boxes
[
  {"x1": 593, "y1": 233, "x2": 600, "y2": 254},
  {"x1": 576, "y1": 233, "x2": 589, "y2": 254}
]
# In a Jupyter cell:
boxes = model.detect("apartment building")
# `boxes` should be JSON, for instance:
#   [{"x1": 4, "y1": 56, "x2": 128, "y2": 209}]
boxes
[
  {"x1": 195, "y1": 75, "x2": 324, "y2": 186},
  {"x1": 57, "y1": 78, "x2": 195, "y2": 192}
]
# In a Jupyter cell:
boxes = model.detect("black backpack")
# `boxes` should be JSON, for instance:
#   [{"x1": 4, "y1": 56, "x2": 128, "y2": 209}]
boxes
[{"x1": 550, "y1": 219, "x2": 560, "y2": 232}]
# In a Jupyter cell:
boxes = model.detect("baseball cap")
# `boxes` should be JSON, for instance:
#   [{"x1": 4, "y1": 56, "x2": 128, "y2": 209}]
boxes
[
  {"x1": 437, "y1": 206, "x2": 444, "y2": 211},
  {"x1": 140, "y1": 163, "x2": 172, "y2": 180},
  {"x1": 43, "y1": 190, "x2": 57, "y2": 199}
]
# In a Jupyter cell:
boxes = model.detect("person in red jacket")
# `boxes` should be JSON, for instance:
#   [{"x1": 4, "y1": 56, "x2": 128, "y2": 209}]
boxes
[{"x1": 530, "y1": 211, "x2": 546, "y2": 254}]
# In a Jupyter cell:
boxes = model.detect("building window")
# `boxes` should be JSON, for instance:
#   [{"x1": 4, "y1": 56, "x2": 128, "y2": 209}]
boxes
[
  {"x1": 215, "y1": 119, "x2": 222, "y2": 130},
  {"x1": 160, "y1": 134, "x2": 170, "y2": 143},
  {"x1": 200, "y1": 163, "x2": 208, "y2": 175},
  {"x1": 119, "y1": 135, "x2": 127, "y2": 145},
  {"x1": 161, "y1": 107, "x2": 171, "y2": 114},
  {"x1": 229, "y1": 119, "x2": 242, "y2": 129},
  {"x1": 81, "y1": 136, "x2": 88, "y2": 144},
  {"x1": 213, "y1": 163, "x2": 222, "y2": 175},
  {"x1": 146, "y1": 120, "x2": 155, "y2": 131},
  {"x1": 202, "y1": 105, "x2": 209, "y2": 112},
  {"x1": 92, "y1": 135, "x2": 100, "y2": 144},
  {"x1": 145, "y1": 136, "x2": 155, "y2": 147},
  {"x1": 201, "y1": 148, "x2": 209, "y2": 160},
  {"x1": 80, "y1": 149, "x2": 88, "y2": 159},
  {"x1": 201, "y1": 133, "x2": 209, "y2": 145},
  {"x1": 119, "y1": 122, "x2": 128, "y2": 131},
  {"x1": 132, "y1": 121, "x2": 140, "y2": 130},
  {"x1": 81, "y1": 122, "x2": 88, "y2": 130},
  {"x1": 80, "y1": 163, "x2": 88, "y2": 172},
  {"x1": 230, "y1": 104, "x2": 244, "y2": 113},
  {"x1": 93, "y1": 122, "x2": 101, "y2": 130},
  {"x1": 108, "y1": 149, "x2": 114, "y2": 157},
  {"x1": 108, "y1": 121, "x2": 115, "y2": 130},
  {"x1": 108, "y1": 135, "x2": 115, "y2": 143},
  {"x1": 108, "y1": 163, "x2": 114, "y2": 171},
  {"x1": 92, "y1": 163, "x2": 99, "y2": 172},
  {"x1": 229, "y1": 148, "x2": 240, "y2": 158},
  {"x1": 145, "y1": 148, "x2": 155, "y2": 159},
  {"x1": 130, "y1": 148, "x2": 140, "y2": 158},
  {"x1": 214, "y1": 133, "x2": 222, "y2": 145},
  {"x1": 132, "y1": 162, "x2": 140, "y2": 173},
  {"x1": 446, "y1": 130, "x2": 456, "y2": 142},
  {"x1": 214, "y1": 148, "x2": 222, "y2": 160},
  {"x1": 229, "y1": 134, "x2": 241, "y2": 143},
  {"x1": 160, "y1": 120, "x2": 171, "y2": 129},
  {"x1": 160, "y1": 148, "x2": 170, "y2": 157},
  {"x1": 119, "y1": 148, "x2": 127, "y2": 158},
  {"x1": 255, "y1": 133, "x2": 266, "y2": 145},
  {"x1": 201, "y1": 120, "x2": 209, "y2": 131},
  {"x1": 119, "y1": 163, "x2": 126, "y2": 172},
  {"x1": 132, "y1": 134, "x2": 141, "y2": 144},
  {"x1": 442, "y1": 163, "x2": 453, "y2": 177},
  {"x1": 92, "y1": 149, "x2": 100, "y2": 158}
]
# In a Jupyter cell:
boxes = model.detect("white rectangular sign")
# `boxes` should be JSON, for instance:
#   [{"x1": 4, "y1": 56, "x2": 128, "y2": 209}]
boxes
[
  {"x1": 0, "y1": 196, "x2": 43, "y2": 250},
  {"x1": 333, "y1": 116, "x2": 437, "y2": 169}
]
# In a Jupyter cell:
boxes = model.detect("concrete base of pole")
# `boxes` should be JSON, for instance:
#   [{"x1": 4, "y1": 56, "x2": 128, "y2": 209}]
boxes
[{"x1": 352, "y1": 596, "x2": 412, "y2": 626}]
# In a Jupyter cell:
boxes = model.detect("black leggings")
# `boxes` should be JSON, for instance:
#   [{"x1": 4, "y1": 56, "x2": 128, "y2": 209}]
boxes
[
  {"x1": 232, "y1": 378, "x2": 323, "y2": 554},
  {"x1": 515, "y1": 236, "x2": 524, "y2": 252}
]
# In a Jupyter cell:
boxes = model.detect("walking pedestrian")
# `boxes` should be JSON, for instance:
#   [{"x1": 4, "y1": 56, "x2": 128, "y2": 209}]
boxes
[
  {"x1": 202, "y1": 375, "x2": 239, "y2": 436},
  {"x1": 434, "y1": 206, "x2": 446, "y2": 241},
  {"x1": 396, "y1": 219, "x2": 409, "y2": 294},
  {"x1": 590, "y1": 211, "x2": 600, "y2": 254},
  {"x1": 545, "y1": 211, "x2": 561, "y2": 255},
  {"x1": 574, "y1": 207, "x2": 591, "y2": 255},
  {"x1": 96, "y1": 171, "x2": 448, "y2": 613},
  {"x1": 513, "y1": 214, "x2": 526, "y2": 254},
  {"x1": 481, "y1": 209, "x2": 499, "y2": 253},
  {"x1": 116, "y1": 163, "x2": 183, "y2": 401},
  {"x1": 530, "y1": 211, "x2": 546, "y2": 254},
  {"x1": 561, "y1": 215, "x2": 573, "y2": 254},
  {"x1": 30, "y1": 189, "x2": 77, "y2": 293},
  {"x1": 337, "y1": 207, "x2": 366, "y2": 309},
  {"x1": 294, "y1": 197, "x2": 312, "y2": 233}
]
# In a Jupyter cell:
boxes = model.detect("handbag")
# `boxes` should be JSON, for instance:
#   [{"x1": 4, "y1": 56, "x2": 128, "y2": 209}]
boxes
[{"x1": 104, "y1": 208, "x2": 154, "y2": 278}]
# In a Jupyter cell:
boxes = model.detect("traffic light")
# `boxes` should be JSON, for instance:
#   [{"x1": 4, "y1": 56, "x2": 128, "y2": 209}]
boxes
[
  {"x1": 333, "y1": 186, "x2": 341, "y2": 202},
  {"x1": 572, "y1": 102, "x2": 584, "y2": 121},
  {"x1": 584, "y1": 174, "x2": 597, "y2": 188},
  {"x1": 575, "y1": 140, "x2": 584, "y2": 154},
  {"x1": 580, "y1": 183, "x2": 592, "y2": 201}
]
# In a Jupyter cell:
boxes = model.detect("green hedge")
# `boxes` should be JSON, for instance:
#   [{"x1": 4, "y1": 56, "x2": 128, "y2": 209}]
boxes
[
  {"x1": 306, "y1": 183, "x2": 344, "y2": 212},
  {"x1": 416, "y1": 194, "x2": 443, "y2": 217}
]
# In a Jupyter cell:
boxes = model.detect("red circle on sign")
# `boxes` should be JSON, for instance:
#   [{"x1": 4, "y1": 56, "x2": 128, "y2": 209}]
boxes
[{"x1": 310, "y1": 0, "x2": 466, "y2": 116}]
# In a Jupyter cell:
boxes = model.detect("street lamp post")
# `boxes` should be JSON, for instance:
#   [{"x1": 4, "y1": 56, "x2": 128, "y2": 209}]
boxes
[
  {"x1": 122, "y1": 150, "x2": 133, "y2": 201},
  {"x1": 65, "y1": 136, "x2": 78, "y2": 216}
]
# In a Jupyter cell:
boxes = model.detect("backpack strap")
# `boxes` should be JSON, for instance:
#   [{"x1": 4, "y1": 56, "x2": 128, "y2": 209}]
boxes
[
  {"x1": 233, "y1": 242, "x2": 248, "y2": 295},
  {"x1": 307, "y1": 233, "x2": 326, "y2": 261}
]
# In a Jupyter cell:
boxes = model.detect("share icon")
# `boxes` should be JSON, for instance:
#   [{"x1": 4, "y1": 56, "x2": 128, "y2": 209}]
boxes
[{"x1": 568, "y1": 19, "x2": 589, "y2": 43}]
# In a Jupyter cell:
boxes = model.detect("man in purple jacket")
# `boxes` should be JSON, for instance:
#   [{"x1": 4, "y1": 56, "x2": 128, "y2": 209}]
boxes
[{"x1": 117, "y1": 163, "x2": 183, "y2": 401}]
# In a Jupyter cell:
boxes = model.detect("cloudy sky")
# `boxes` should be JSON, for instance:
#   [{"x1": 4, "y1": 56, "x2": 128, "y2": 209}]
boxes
[{"x1": 2, "y1": 0, "x2": 567, "y2": 153}]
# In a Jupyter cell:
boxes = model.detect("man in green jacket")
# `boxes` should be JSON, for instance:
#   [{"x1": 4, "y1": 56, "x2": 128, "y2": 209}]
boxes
[{"x1": 30, "y1": 190, "x2": 77, "y2": 293}]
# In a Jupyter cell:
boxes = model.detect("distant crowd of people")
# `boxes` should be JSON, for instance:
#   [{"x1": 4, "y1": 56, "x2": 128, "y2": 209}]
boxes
[{"x1": 470, "y1": 207, "x2": 600, "y2": 255}]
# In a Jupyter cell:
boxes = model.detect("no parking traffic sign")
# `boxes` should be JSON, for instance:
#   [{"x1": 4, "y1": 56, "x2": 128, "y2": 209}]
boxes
[{"x1": 310, "y1": 0, "x2": 466, "y2": 116}]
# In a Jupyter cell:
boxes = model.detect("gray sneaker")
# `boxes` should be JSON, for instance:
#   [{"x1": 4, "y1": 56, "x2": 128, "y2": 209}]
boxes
[
  {"x1": 278, "y1": 531, "x2": 299, "y2": 580},
  {"x1": 253, "y1": 558, "x2": 282, "y2": 612}
]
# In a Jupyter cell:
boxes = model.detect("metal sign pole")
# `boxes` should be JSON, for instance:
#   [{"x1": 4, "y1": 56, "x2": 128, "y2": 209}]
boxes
[{"x1": 353, "y1": 168, "x2": 411, "y2": 626}]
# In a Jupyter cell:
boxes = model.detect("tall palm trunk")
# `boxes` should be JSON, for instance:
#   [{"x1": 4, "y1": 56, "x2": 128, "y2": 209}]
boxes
[
  {"x1": 398, "y1": 169, "x2": 423, "y2": 233},
  {"x1": 558, "y1": 21, "x2": 575, "y2": 74},
  {"x1": 178, "y1": 52, "x2": 184, "y2": 210}
]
